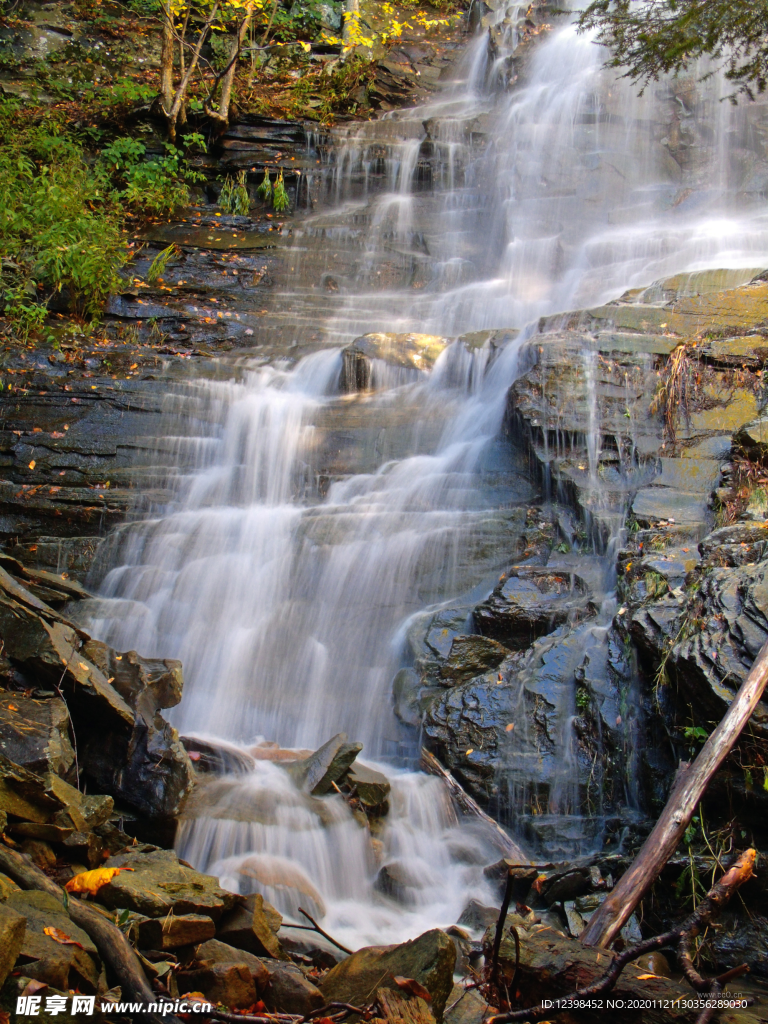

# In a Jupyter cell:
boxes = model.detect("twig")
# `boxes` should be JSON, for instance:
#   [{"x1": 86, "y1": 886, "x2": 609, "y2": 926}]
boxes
[
  {"x1": 485, "y1": 849, "x2": 757, "y2": 1024},
  {"x1": 298, "y1": 906, "x2": 353, "y2": 955},
  {"x1": 490, "y1": 868, "x2": 515, "y2": 985},
  {"x1": 205, "y1": 1005, "x2": 369, "y2": 1024}
]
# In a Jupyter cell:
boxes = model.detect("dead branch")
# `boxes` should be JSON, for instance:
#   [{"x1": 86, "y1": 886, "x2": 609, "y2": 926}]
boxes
[
  {"x1": 298, "y1": 906, "x2": 353, "y2": 955},
  {"x1": 490, "y1": 866, "x2": 515, "y2": 985},
  {"x1": 206, "y1": 1003, "x2": 370, "y2": 1024},
  {"x1": 0, "y1": 843, "x2": 181, "y2": 1024},
  {"x1": 581, "y1": 637, "x2": 768, "y2": 949},
  {"x1": 420, "y1": 749, "x2": 528, "y2": 861},
  {"x1": 484, "y1": 849, "x2": 757, "y2": 1024}
]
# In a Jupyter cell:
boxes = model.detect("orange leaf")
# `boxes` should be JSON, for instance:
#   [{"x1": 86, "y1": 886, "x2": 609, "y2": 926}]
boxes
[
  {"x1": 636, "y1": 973, "x2": 663, "y2": 980},
  {"x1": 393, "y1": 977, "x2": 432, "y2": 1002},
  {"x1": 65, "y1": 866, "x2": 134, "y2": 894},
  {"x1": 44, "y1": 926, "x2": 84, "y2": 949}
]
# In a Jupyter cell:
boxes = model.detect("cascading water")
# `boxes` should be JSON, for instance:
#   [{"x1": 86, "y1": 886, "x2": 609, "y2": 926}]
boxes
[{"x1": 77, "y1": 1, "x2": 768, "y2": 945}]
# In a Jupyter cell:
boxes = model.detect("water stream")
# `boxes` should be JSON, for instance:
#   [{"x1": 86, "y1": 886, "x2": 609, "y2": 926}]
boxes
[{"x1": 78, "y1": 3, "x2": 768, "y2": 947}]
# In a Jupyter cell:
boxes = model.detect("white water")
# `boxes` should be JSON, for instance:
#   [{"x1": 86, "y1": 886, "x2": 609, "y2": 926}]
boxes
[{"x1": 78, "y1": 4, "x2": 768, "y2": 947}]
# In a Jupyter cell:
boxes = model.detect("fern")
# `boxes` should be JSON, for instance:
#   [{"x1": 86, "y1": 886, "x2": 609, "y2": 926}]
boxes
[
  {"x1": 273, "y1": 169, "x2": 289, "y2": 213},
  {"x1": 256, "y1": 167, "x2": 272, "y2": 202}
]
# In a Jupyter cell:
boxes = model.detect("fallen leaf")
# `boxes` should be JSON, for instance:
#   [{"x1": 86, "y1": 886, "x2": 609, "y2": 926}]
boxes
[
  {"x1": 636, "y1": 973, "x2": 663, "y2": 980},
  {"x1": 466, "y1": 748, "x2": 474, "y2": 756},
  {"x1": 44, "y1": 926, "x2": 84, "y2": 949},
  {"x1": 7, "y1": 704, "x2": 17, "y2": 712},
  {"x1": 28, "y1": 460, "x2": 35, "y2": 470},
  {"x1": 65, "y1": 866, "x2": 134, "y2": 894},
  {"x1": 505, "y1": 723, "x2": 515, "y2": 732},
  {"x1": 21, "y1": 979, "x2": 48, "y2": 998},
  {"x1": 393, "y1": 977, "x2": 432, "y2": 1002}
]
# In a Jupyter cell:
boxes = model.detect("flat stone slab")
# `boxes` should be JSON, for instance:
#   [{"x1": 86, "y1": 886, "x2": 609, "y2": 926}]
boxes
[{"x1": 632, "y1": 488, "x2": 709, "y2": 527}]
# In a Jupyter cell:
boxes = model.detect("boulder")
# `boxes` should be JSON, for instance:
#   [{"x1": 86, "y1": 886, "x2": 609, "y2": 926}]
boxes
[
  {"x1": 178, "y1": 939, "x2": 324, "y2": 1015},
  {"x1": 262, "y1": 958, "x2": 325, "y2": 1014},
  {"x1": 0, "y1": 692, "x2": 75, "y2": 780},
  {"x1": 631, "y1": 560, "x2": 768, "y2": 738},
  {"x1": 341, "y1": 334, "x2": 447, "y2": 392},
  {"x1": 176, "y1": 960, "x2": 258, "y2": 1009},
  {"x1": 132, "y1": 912, "x2": 216, "y2": 950},
  {"x1": 5, "y1": 890, "x2": 100, "y2": 992},
  {"x1": 347, "y1": 762, "x2": 390, "y2": 807},
  {"x1": 287, "y1": 733, "x2": 362, "y2": 795},
  {"x1": 474, "y1": 568, "x2": 591, "y2": 649},
  {"x1": 0, "y1": 902, "x2": 26, "y2": 988},
  {"x1": 0, "y1": 572, "x2": 194, "y2": 818},
  {"x1": 96, "y1": 847, "x2": 240, "y2": 921},
  {"x1": 439, "y1": 636, "x2": 510, "y2": 685},
  {"x1": 320, "y1": 929, "x2": 456, "y2": 1021},
  {"x1": 216, "y1": 892, "x2": 287, "y2": 959}
]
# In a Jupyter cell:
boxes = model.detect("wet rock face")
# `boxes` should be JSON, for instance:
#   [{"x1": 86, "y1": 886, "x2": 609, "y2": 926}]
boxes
[
  {"x1": 631, "y1": 556, "x2": 768, "y2": 740},
  {"x1": 320, "y1": 928, "x2": 456, "y2": 1022},
  {"x1": 474, "y1": 568, "x2": 592, "y2": 649},
  {"x1": 0, "y1": 560, "x2": 193, "y2": 819}
]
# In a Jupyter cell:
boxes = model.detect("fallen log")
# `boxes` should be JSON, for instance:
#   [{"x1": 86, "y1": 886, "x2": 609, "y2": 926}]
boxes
[
  {"x1": 581, "y1": 637, "x2": 768, "y2": 949},
  {"x1": 0, "y1": 843, "x2": 181, "y2": 1024},
  {"x1": 420, "y1": 749, "x2": 528, "y2": 861},
  {"x1": 484, "y1": 848, "x2": 757, "y2": 1024}
]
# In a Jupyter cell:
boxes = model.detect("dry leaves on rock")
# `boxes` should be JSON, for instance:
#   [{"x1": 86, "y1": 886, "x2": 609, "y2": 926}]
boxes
[
  {"x1": 43, "y1": 926, "x2": 85, "y2": 949},
  {"x1": 65, "y1": 866, "x2": 134, "y2": 895},
  {"x1": 393, "y1": 977, "x2": 432, "y2": 1002}
]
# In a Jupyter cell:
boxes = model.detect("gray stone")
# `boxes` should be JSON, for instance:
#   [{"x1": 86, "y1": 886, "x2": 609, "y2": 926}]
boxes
[
  {"x1": 287, "y1": 733, "x2": 362, "y2": 795},
  {"x1": 347, "y1": 762, "x2": 390, "y2": 807},
  {"x1": 440, "y1": 635, "x2": 510, "y2": 685},
  {"x1": 0, "y1": 902, "x2": 26, "y2": 989},
  {"x1": 0, "y1": 693, "x2": 75, "y2": 780},
  {"x1": 5, "y1": 890, "x2": 100, "y2": 992},
  {"x1": 320, "y1": 929, "x2": 456, "y2": 1021},
  {"x1": 474, "y1": 568, "x2": 591, "y2": 649},
  {"x1": 97, "y1": 847, "x2": 240, "y2": 921}
]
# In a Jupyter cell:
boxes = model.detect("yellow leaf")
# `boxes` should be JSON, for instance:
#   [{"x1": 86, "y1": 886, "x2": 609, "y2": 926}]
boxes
[
  {"x1": 466, "y1": 748, "x2": 473, "y2": 756},
  {"x1": 636, "y1": 974, "x2": 662, "y2": 980},
  {"x1": 299, "y1": 41, "x2": 311, "y2": 51},
  {"x1": 65, "y1": 867, "x2": 134, "y2": 895},
  {"x1": 28, "y1": 460, "x2": 35, "y2": 470}
]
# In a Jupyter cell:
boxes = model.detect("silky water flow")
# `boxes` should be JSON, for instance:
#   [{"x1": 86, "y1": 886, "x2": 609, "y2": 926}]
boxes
[{"x1": 77, "y1": 4, "x2": 768, "y2": 947}]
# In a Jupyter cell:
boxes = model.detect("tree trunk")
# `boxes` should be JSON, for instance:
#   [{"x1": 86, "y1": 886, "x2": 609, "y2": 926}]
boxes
[
  {"x1": 580, "y1": 638, "x2": 768, "y2": 950},
  {"x1": 165, "y1": 2, "x2": 220, "y2": 140},
  {"x1": 420, "y1": 748, "x2": 529, "y2": 861},
  {"x1": 160, "y1": 1, "x2": 174, "y2": 112},
  {"x1": 207, "y1": 4, "x2": 254, "y2": 126}
]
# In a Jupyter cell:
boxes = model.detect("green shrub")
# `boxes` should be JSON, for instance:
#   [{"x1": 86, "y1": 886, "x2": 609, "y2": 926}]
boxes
[
  {"x1": 99, "y1": 133, "x2": 207, "y2": 218},
  {"x1": 0, "y1": 112, "x2": 126, "y2": 334},
  {"x1": 219, "y1": 171, "x2": 250, "y2": 215}
]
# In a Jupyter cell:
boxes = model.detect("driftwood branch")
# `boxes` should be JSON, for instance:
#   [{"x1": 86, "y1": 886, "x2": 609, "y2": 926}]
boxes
[
  {"x1": 484, "y1": 848, "x2": 756, "y2": 1024},
  {"x1": 206, "y1": 1002, "x2": 370, "y2": 1024},
  {"x1": 0, "y1": 843, "x2": 181, "y2": 1024},
  {"x1": 581, "y1": 638, "x2": 768, "y2": 949},
  {"x1": 420, "y1": 749, "x2": 528, "y2": 861},
  {"x1": 297, "y1": 906, "x2": 353, "y2": 955}
]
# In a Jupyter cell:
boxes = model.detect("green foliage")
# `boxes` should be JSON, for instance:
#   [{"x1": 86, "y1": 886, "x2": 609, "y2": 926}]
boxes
[
  {"x1": 99, "y1": 132, "x2": 206, "y2": 217},
  {"x1": 576, "y1": 687, "x2": 591, "y2": 712},
  {"x1": 578, "y1": 1, "x2": 768, "y2": 101},
  {"x1": 256, "y1": 167, "x2": 273, "y2": 202},
  {"x1": 319, "y1": 55, "x2": 376, "y2": 118},
  {"x1": 273, "y1": 169, "x2": 289, "y2": 213},
  {"x1": 147, "y1": 243, "x2": 182, "y2": 284},
  {"x1": 219, "y1": 170, "x2": 251, "y2": 215},
  {"x1": 0, "y1": 110, "x2": 126, "y2": 335}
]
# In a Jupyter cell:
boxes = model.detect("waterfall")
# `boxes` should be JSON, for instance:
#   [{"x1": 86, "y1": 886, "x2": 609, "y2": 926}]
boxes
[{"x1": 77, "y1": 1, "x2": 768, "y2": 945}]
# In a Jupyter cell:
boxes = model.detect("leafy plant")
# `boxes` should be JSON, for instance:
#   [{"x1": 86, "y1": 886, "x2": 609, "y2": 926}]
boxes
[
  {"x1": 256, "y1": 167, "x2": 273, "y2": 202},
  {"x1": 0, "y1": 111, "x2": 126, "y2": 333},
  {"x1": 219, "y1": 170, "x2": 251, "y2": 214},
  {"x1": 147, "y1": 243, "x2": 182, "y2": 284},
  {"x1": 273, "y1": 169, "x2": 289, "y2": 213},
  {"x1": 99, "y1": 132, "x2": 206, "y2": 217}
]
